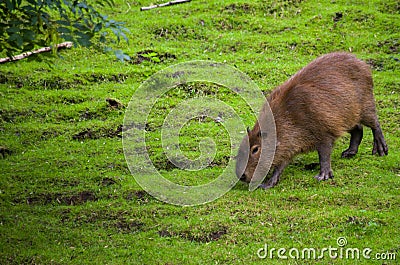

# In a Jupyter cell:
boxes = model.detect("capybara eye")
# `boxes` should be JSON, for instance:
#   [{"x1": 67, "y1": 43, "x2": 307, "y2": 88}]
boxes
[{"x1": 251, "y1": 146, "x2": 259, "y2": 155}]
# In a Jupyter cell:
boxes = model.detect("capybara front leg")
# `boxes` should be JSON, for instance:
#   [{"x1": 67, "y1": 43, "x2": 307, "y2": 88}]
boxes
[
  {"x1": 315, "y1": 141, "x2": 334, "y2": 181},
  {"x1": 259, "y1": 163, "x2": 288, "y2": 189}
]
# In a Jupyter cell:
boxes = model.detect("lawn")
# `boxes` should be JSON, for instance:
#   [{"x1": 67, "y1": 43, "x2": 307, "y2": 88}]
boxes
[{"x1": 0, "y1": 0, "x2": 399, "y2": 264}]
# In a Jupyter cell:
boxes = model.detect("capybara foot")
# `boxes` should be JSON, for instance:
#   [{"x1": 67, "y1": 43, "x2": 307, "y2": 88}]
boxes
[
  {"x1": 314, "y1": 170, "x2": 334, "y2": 181},
  {"x1": 259, "y1": 178, "x2": 279, "y2": 189},
  {"x1": 341, "y1": 148, "x2": 357, "y2": 158},
  {"x1": 372, "y1": 137, "x2": 388, "y2": 156}
]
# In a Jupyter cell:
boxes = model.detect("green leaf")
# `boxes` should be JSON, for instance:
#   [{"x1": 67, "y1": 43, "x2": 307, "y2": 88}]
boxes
[
  {"x1": 56, "y1": 20, "x2": 71, "y2": 26},
  {"x1": 5, "y1": 0, "x2": 15, "y2": 10},
  {"x1": 6, "y1": 27, "x2": 20, "y2": 33},
  {"x1": 76, "y1": 31, "x2": 92, "y2": 46},
  {"x1": 8, "y1": 33, "x2": 23, "y2": 47},
  {"x1": 21, "y1": 29, "x2": 35, "y2": 41},
  {"x1": 73, "y1": 22, "x2": 89, "y2": 32},
  {"x1": 94, "y1": 22, "x2": 102, "y2": 32},
  {"x1": 151, "y1": 57, "x2": 161, "y2": 63},
  {"x1": 77, "y1": 2, "x2": 88, "y2": 9},
  {"x1": 57, "y1": 27, "x2": 71, "y2": 34},
  {"x1": 99, "y1": 34, "x2": 106, "y2": 43},
  {"x1": 114, "y1": 50, "x2": 130, "y2": 62}
]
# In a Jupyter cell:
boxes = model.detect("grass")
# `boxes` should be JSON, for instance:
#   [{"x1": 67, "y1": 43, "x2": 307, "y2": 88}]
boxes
[{"x1": 1, "y1": 0, "x2": 399, "y2": 264}]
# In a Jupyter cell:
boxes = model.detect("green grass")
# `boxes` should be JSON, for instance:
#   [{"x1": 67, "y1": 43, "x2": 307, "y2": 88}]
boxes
[{"x1": 1, "y1": 0, "x2": 399, "y2": 264}]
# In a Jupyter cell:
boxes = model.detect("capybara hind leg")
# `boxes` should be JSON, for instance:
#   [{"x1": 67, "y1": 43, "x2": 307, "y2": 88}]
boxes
[
  {"x1": 372, "y1": 124, "x2": 388, "y2": 156},
  {"x1": 315, "y1": 141, "x2": 334, "y2": 181},
  {"x1": 342, "y1": 125, "x2": 363, "y2": 158},
  {"x1": 361, "y1": 111, "x2": 388, "y2": 156}
]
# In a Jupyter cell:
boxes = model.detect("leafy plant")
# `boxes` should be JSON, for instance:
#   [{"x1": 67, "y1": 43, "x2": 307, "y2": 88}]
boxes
[
  {"x1": 140, "y1": 51, "x2": 161, "y2": 63},
  {"x1": 0, "y1": 0, "x2": 130, "y2": 61}
]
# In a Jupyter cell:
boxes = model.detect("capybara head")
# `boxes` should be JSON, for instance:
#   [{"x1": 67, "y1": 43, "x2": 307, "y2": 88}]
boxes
[{"x1": 236, "y1": 126, "x2": 262, "y2": 183}]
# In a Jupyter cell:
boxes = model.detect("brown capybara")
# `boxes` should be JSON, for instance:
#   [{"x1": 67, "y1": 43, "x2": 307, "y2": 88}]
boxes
[{"x1": 236, "y1": 52, "x2": 388, "y2": 189}]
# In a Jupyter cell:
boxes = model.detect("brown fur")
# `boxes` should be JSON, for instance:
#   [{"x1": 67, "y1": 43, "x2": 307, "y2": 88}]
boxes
[{"x1": 236, "y1": 52, "x2": 388, "y2": 188}]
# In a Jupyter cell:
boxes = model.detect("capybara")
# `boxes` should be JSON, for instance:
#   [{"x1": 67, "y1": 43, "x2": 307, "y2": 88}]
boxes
[{"x1": 236, "y1": 52, "x2": 388, "y2": 189}]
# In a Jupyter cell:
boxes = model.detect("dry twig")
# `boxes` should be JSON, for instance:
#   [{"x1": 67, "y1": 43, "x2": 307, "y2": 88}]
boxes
[
  {"x1": 140, "y1": 0, "x2": 191, "y2": 11},
  {"x1": 0, "y1": 42, "x2": 73, "y2": 64}
]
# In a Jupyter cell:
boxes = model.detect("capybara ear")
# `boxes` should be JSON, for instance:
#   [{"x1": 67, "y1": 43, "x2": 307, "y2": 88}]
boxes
[
  {"x1": 257, "y1": 131, "x2": 268, "y2": 138},
  {"x1": 247, "y1": 127, "x2": 250, "y2": 134}
]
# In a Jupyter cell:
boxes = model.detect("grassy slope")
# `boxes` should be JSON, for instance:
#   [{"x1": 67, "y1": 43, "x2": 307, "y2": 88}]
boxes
[{"x1": 1, "y1": 0, "x2": 399, "y2": 264}]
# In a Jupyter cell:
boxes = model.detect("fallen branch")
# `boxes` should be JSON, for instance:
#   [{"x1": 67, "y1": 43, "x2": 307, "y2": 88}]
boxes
[
  {"x1": 140, "y1": 0, "x2": 191, "y2": 11},
  {"x1": 0, "y1": 41, "x2": 73, "y2": 64}
]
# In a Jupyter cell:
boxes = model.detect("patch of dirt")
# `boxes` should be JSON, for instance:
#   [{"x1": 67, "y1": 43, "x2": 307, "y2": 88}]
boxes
[
  {"x1": 72, "y1": 125, "x2": 122, "y2": 140},
  {"x1": 223, "y1": 3, "x2": 253, "y2": 13},
  {"x1": 210, "y1": 155, "x2": 230, "y2": 167},
  {"x1": 60, "y1": 95, "x2": 87, "y2": 104},
  {"x1": 204, "y1": 228, "x2": 228, "y2": 242},
  {"x1": 214, "y1": 17, "x2": 245, "y2": 31},
  {"x1": 78, "y1": 106, "x2": 113, "y2": 121},
  {"x1": 22, "y1": 190, "x2": 97, "y2": 205},
  {"x1": 333, "y1": 12, "x2": 343, "y2": 22},
  {"x1": 40, "y1": 130, "x2": 60, "y2": 140},
  {"x1": 378, "y1": 1, "x2": 400, "y2": 14},
  {"x1": 391, "y1": 167, "x2": 400, "y2": 175},
  {"x1": 153, "y1": 25, "x2": 203, "y2": 41},
  {"x1": 158, "y1": 226, "x2": 228, "y2": 243},
  {"x1": 351, "y1": 11, "x2": 375, "y2": 23},
  {"x1": 0, "y1": 74, "x2": 80, "y2": 90},
  {"x1": 125, "y1": 190, "x2": 152, "y2": 203},
  {"x1": 144, "y1": 121, "x2": 159, "y2": 132},
  {"x1": 82, "y1": 73, "x2": 128, "y2": 83},
  {"x1": 304, "y1": 162, "x2": 319, "y2": 170},
  {"x1": 106, "y1": 98, "x2": 124, "y2": 109},
  {"x1": 366, "y1": 58, "x2": 384, "y2": 71},
  {"x1": 123, "y1": 121, "x2": 146, "y2": 132},
  {"x1": 100, "y1": 177, "x2": 118, "y2": 186},
  {"x1": 286, "y1": 196, "x2": 301, "y2": 202},
  {"x1": 0, "y1": 71, "x2": 129, "y2": 90},
  {"x1": 0, "y1": 146, "x2": 12, "y2": 158},
  {"x1": 174, "y1": 83, "x2": 219, "y2": 96},
  {"x1": 345, "y1": 216, "x2": 386, "y2": 227},
  {"x1": 61, "y1": 208, "x2": 145, "y2": 233},
  {"x1": 266, "y1": 0, "x2": 303, "y2": 16},
  {"x1": 113, "y1": 220, "x2": 144, "y2": 233},
  {"x1": 154, "y1": 158, "x2": 178, "y2": 171},
  {"x1": 130, "y1": 50, "x2": 177, "y2": 64},
  {"x1": 158, "y1": 229, "x2": 173, "y2": 238},
  {"x1": 377, "y1": 39, "x2": 399, "y2": 54},
  {"x1": 222, "y1": 1, "x2": 302, "y2": 16},
  {"x1": 0, "y1": 109, "x2": 33, "y2": 123},
  {"x1": 109, "y1": 125, "x2": 123, "y2": 138},
  {"x1": 166, "y1": 70, "x2": 187, "y2": 79},
  {"x1": 72, "y1": 129, "x2": 95, "y2": 140},
  {"x1": 147, "y1": 143, "x2": 229, "y2": 172},
  {"x1": 145, "y1": 147, "x2": 178, "y2": 171}
]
